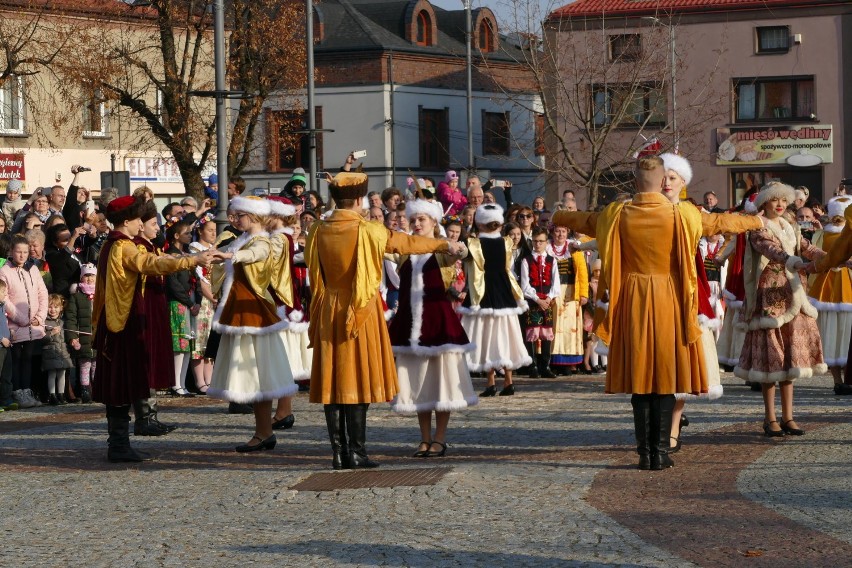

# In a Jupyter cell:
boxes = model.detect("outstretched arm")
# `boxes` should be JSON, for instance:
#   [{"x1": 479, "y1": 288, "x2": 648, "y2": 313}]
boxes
[
  {"x1": 701, "y1": 212, "x2": 762, "y2": 237},
  {"x1": 551, "y1": 210, "x2": 599, "y2": 237}
]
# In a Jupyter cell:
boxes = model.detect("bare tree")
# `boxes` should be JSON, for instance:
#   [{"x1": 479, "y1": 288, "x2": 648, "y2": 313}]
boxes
[
  {"x1": 52, "y1": 0, "x2": 306, "y2": 199},
  {"x1": 493, "y1": 1, "x2": 728, "y2": 208}
]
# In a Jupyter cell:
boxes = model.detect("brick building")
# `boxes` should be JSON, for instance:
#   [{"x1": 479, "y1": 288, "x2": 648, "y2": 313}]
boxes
[
  {"x1": 545, "y1": 0, "x2": 852, "y2": 208},
  {"x1": 244, "y1": 0, "x2": 545, "y2": 201}
]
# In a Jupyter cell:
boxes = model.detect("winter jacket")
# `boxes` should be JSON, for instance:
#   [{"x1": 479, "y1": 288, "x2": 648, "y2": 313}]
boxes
[
  {"x1": 0, "y1": 262, "x2": 48, "y2": 343},
  {"x1": 45, "y1": 245, "x2": 81, "y2": 298},
  {"x1": 64, "y1": 290, "x2": 94, "y2": 359},
  {"x1": 166, "y1": 254, "x2": 195, "y2": 308},
  {"x1": 41, "y1": 316, "x2": 73, "y2": 370}
]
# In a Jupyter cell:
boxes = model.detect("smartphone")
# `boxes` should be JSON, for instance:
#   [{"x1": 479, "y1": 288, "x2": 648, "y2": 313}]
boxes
[
  {"x1": 352, "y1": 149, "x2": 367, "y2": 160},
  {"x1": 315, "y1": 172, "x2": 330, "y2": 179},
  {"x1": 490, "y1": 179, "x2": 506, "y2": 188},
  {"x1": 798, "y1": 221, "x2": 813, "y2": 230}
]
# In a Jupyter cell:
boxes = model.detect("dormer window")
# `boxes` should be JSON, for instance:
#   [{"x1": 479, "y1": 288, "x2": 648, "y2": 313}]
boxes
[
  {"x1": 478, "y1": 19, "x2": 494, "y2": 52},
  {"x1": 416, "y1": 10, "x2": 432, "y2": 46}
]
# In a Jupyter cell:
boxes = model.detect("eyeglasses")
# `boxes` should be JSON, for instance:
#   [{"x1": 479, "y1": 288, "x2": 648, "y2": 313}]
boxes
[{"x1": 517, "y1": 214, "x2": 533, "y2": 219}]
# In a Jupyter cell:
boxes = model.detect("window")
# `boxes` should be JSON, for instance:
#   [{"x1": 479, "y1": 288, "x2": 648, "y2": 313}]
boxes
[
  {"x1": 416, "y1": 10, "x2": 432, "y2": 46},
  {"x1": 609, "y1": 34, "x2": 642, "y2": 61},
  {"x1": 756, "y1": 26, "x2": 790, "y2": 54},
  {"x1": 735, "y1": 76, "x2": 813, "y2": 122},
  {"x1": 535, "y1": 113, "x2": 545, "y2": 156},
  {"x1": 0, "y1": 76, "x2": 25, "y2": 135},
  {"x1": 268, "y1": 107, "x2": 324, "y2": 172},
  {"x1": 478, "y1": 19, "x2": 494, "y2": 52},
  {"x1": 591, "y1": 84, "x2": 667, "y2": 128},
  {"x1": 482, "y1": 111, "x2": 510, "y2": 156},
  {"x1": 156, "y1": 89, "x2": 170, "y2": 127},
  {"x1": 82, "y1": 88, "x2": 108, "y2": 137},
  {"x1": 419, "y1": 107, "x2": 449, "y2": 169}
]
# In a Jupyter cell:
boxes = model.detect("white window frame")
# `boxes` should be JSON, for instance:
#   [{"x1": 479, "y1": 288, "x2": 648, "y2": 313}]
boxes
[
  {"x1": 0, "y1": 76, "x2": 26, "y2": 135},
  {"x1": 156, "y1": 88, "x2": 169, "y2": 127},
  {"x1": 82, "y1": 88, "x2": 108, "y2": 138}
]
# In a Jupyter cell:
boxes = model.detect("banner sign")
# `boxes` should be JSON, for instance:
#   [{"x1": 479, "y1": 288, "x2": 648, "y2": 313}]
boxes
[
  {"x1": 126, "y1": 156, "x2": 184, "y2": 183},
  {"x1": 715, "y1": 125, "x2": 833, "y2": 167},
  {"x1": 0, "y1": 153, "x2": 25, "y2": 189}
]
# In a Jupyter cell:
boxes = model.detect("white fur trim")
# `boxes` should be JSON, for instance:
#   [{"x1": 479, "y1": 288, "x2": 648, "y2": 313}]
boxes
[
  {"x1": 755, "y1": 182, "x2": 795, "y2": 211},
  {"x1": 384, "y1": 309, "x2": 394, "y2": 321},
  {"x1": 744, "y1": 196, "x2": 758, "y2": 214},
  {"x1": 477, "y1": 230, "x2": 502, "y2": 239},
  {"x1": 207, "y1": 383, "x2": 298, "y2": 404},
  {"x1": 475, "y1": 204, "x2": 504, "y2": 226},
  {"x1": 407, "y1": 254, "x2": 428, "y2": 349},
  {"x1": 212, "y1": 233, "x2": 286, "y2": 336},
  {"x1": 698, "y1": 314, "x2": 721, "y2": 330},
  {"x1": 660, "y1": 153, "x2": 693, "y2": 186},
  {"x1": 675, "y1": 384, "x2": 724, "y2": 401},
  {"x1": 289, "y1": 310, "x2": 304, "y2": 322},
  {"x1": 268, "y1": 200, "x2": 296, "y2": 218},
  {"x1": 405, "y1": 200, "x2": 444, "y2": 224},
  {"x1": 734, "y1": 363, "x2": 828, "y2": 383},
  {"x1": 468, "y1": 355, "x2": 532, "y2": 372},
  {"x1": 808, "y1": 298, "x2": 852, "y2": 312},
  {"x1": 455, "y1": 302, "x2": 528, "y2": 316},
  {"x1": 391, "y1": 395, "x2": 479, "y2": 414},
  {"x1": 822, "y1": 224, "x2": 843, "y2": 233},
  {"x1": 827, "y1": 196, "x2": 852, "y2": 219},
  {"x1": 722, "y1": 289, "x2": 743, "y2": 307},
  {"x1": 230, "y1": 196, "x2": 272, "y2": 217},
  {"x1": 718, "y1": 356, "x2": 741, "y2": 366},
  {"x1": 824, "y1": 356, "x2": 847, "y2": 367}
]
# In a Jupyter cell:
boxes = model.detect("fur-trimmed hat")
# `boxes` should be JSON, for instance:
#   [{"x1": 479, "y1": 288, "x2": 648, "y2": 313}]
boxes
[
  {"x1": 475, "y1": 203, "x2": 504, "y2": 226},
  {"x1": 329, "y1": 172, "x2": 369, "y2": 201},
  {"x1": 267, "y1": 195, "x2": 297, "y2": 218},
  {"x1": 230, "y1": 195, "x2": 271, "y2": 217},
  {"x1": 105, "y1": 195, "x2": 146, "y2": 226},
  {"x1": 660, "y1": 153, "x2": 693, "y2": 186},
  {"x1": 405, "y1": 199, "x2": 444, "y2": 225},
  {"x1": 743, "y1": 192, "x2": 759, "y2": 214},
  {"x1": 827, "y1": 195, "x2": 852, "y2": 219},
  {"x1": 754, "y1": 181, "x2": 795, "y2": 212},
  {"x1": 6, "y1": 179, "x2": 22, "y2": 193}
]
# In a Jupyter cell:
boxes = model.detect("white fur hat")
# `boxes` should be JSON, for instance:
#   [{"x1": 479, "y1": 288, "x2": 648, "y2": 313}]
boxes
[
  {"x1": 475, "y1": 203, "x2": 504, "y2": 226},
  {"x1": 267, "y1": 197, "x2": 296, "y2": 218},
  {"x1": 405, "y1": 199, "x2": 444, "y2": 224},
  {"x1": 660, "y1": 153, "x2": 693, "y2": 186},
  {"x1": 230, "y1": 195, "x2": 271, "y2": 217},
  {"x1": 754, "y1": 182, "x2": 795, "y2": 212},
  {"x1": 827, "y1": 195, "x2": 852, "y2": 219}
]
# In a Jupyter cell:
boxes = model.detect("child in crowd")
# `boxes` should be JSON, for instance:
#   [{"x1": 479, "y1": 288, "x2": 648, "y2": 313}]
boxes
[
  {"x1": 519, "y1": 226, "x2": 561, "y2": 378},
  {"x1": 0, "y1": 280, "x2": 18, "y2": 411},
  {"x1": 2, "y1": 179, "x2": 26, "y2": 224},
  {"x1": 43, "y1": 294, "x2": 74, "y2": 405},
  {"x1": 65, "y1": 265, "x2": 97, "y2": 403}
]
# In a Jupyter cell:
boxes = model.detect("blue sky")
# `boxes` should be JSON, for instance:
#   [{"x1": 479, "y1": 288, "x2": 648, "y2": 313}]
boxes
[{"x1": 428, "y1": 0, "x2": 573, "y2": 32}]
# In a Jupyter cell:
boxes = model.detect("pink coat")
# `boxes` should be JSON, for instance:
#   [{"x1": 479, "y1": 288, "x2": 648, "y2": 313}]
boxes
[
  {"x1": 0, "y1": 262, "x2": 48, "y2": 343},
  {"x1": 437, "y1": 182, "x2": 467, "y2": 217}
]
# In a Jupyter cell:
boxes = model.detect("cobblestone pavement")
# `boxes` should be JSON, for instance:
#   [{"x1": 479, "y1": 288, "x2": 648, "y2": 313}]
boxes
[{"x1": 0, "y1": 372, "x2": 849, "y2": 567}]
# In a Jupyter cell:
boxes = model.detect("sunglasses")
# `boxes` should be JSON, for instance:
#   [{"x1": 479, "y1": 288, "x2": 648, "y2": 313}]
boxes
[{"x1": 518, "y1": 214, "x2": 533, "y2": 219}]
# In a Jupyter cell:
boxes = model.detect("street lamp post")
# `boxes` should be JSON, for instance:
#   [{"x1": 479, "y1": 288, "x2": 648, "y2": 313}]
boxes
[
  {"x1": 213, "y1": 0, "x2": 229, "y2": 231},
  {"x1": 464, "y1": 0, "x2": 474, "y2": 173}
]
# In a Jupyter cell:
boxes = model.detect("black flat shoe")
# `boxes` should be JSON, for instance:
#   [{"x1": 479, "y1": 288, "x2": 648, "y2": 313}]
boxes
[
  {"x1": 425, "y1": 441, "x2": 447, "y2": 457},
  {"x1": 228, "y1": 402, "x2": 254, "y2": 414},
  {"x1": 235, "y1": 434, "x2": 277, "y2": 453},
  {"x1": 412, "y1": 441, "x2": 431, "y2": 458},
  {"x1": 780, "y1": 419, "x2": 805, "y2": 436},
  {"x1": 680, "y1": 415, "x2": 689, "y2": 429},
  {"x1": 763, "y1": 420, "x2": 785, "y2": 437},
  {"x1": 669, "y1": 437, "x2": 682, "y2": 453},
  {"x1": 498, "y1": 385, "x2": 515, "y2": 396},
  {"x1": 834, "y1": 383, "x2": 852, "y2": 395},
  {"x1": 480, "y1": 385, "x2": 497, "y2": 397},
  {"x1": 271, "y1": 414, "x2": 295, "y2": 430}
]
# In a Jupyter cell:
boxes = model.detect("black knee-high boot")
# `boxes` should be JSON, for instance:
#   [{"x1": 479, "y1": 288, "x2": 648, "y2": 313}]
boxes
[
  {"x1": 630, "y1": 394, "x2": 652, "y2": 470},
  {"x1": 650, "y1": 394, "x2": 675, "y2": 470},
  {"x1": 538, "y1": 340, "x2": 556, "y2": 378},
  {"x1": 106, "y1": 405, "x2": 151, "y2": 463},
  {"x1": 522, "y1": 342, "x2": 538, "y2": 377},
  {"x1": 324, "y1": 404, "x2": 351, "y2": 470},
  {"x1": 345, "y1": 403, "x2": 379, "y2": 468}
]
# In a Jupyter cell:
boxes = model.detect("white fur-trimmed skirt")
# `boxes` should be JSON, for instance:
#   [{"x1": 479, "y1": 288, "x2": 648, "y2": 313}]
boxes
[
  {"x1": 208, "y1": 332, "x2": 298, "y2": 403},
  {"x1": 280, "y1": 328, "x2": 312, "y2": 381},
  {"x1": 391, "y1": 352, "x2": 479, "y2": 414},
  {"x1": 676, "y1": 326, "x2": 723, "y2": 401},
  {"x1": 460, "y1": 313, "x2": 532, "y2": 372}
]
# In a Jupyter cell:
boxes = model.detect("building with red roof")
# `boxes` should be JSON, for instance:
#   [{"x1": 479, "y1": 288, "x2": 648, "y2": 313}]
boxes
[{"x1": 544, "y1": 0, "x2": 852, "y2": 207}]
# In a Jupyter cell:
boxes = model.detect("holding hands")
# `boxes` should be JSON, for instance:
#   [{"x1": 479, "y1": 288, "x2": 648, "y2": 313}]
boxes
[{"x1": 447, "y1": 241, "x2": 467, "y2": 257}]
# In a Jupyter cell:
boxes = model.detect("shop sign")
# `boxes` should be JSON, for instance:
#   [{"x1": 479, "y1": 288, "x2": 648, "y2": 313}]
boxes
[
  {"x1": 0, "y1": 153, "x2": 25, "y2": 189},
  {"x1": 126, "y1": 156, "x2": 184, "y2": 183},
  {"x1": 716, "y1": 125, "x2": 833, "y2": 167}
]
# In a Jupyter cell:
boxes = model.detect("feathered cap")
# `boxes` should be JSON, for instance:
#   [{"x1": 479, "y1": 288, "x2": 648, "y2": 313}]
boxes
[
  {"x1": 230, "y1": 195, "x2": 271, "y2": 217},
  {"x1": 405, "y1": 199, "x2": 444, "y2": 225},
  {"x1": 754, "y1": 181, "x2": 795, "y2": 211},
  {"x1": 827, "y1": 195, "x2": 852, "y2": 219},
  {"x1": 660, "y1": 152, "x2": 693, "y2": 186},
  {"x1": 329, "y1": 172, "x2": 369, "y2": 201},
  {"x1": 105, "y1": 195, "x2": 146, "y2": 225},
  {"x1": 475, "y1": 203, "x2": 504, "y2": 226},
  {"x1": 267, "y1": 195, "x2": 297, "y2": 218}
]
